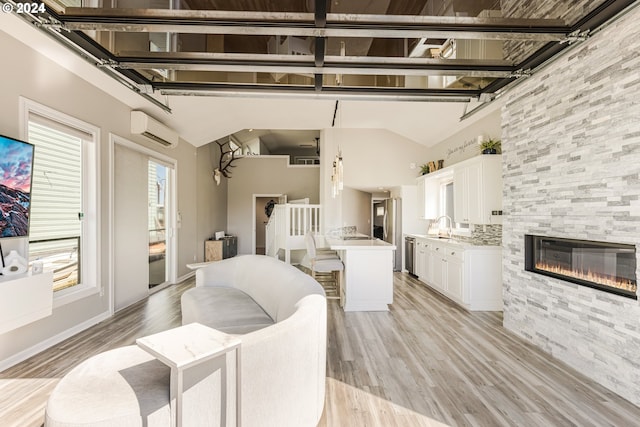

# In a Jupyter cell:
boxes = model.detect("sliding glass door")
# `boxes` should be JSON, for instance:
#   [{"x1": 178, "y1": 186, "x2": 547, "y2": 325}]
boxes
[
  {"x1": 148, "y1": 160, "x2": 168, "y2": 288},
  {"x1": 113, "y1": 139, "x2": 176, "y2": 311}
]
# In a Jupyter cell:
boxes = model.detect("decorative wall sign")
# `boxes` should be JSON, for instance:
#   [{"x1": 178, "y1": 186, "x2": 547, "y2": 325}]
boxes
[{"x1": 446, "y1": 136, "x2": 480, "y2": 159}]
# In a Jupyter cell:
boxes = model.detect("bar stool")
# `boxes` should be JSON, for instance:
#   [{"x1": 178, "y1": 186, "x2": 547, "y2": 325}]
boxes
[{"x1": 303, "y1": 231, "x2": 344, "y2": 303}]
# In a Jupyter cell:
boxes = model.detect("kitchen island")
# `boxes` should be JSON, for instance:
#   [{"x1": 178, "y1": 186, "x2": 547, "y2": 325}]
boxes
[{"x1": 325, "y1": 237, "x2": 396, "y2": 311}]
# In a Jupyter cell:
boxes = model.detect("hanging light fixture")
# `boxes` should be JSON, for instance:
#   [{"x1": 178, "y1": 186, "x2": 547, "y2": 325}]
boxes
[
  {"x1": 331, "y1": 99, "x2": 344, "y2": 198},
  {"x1": 331, "y1": 149, "x2": 344, "y2": 198}
]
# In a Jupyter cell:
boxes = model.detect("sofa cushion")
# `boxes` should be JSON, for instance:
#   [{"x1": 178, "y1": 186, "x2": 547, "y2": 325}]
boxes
[{"x1": 181, "y1": 286, "x2": 275, "y2": 334}]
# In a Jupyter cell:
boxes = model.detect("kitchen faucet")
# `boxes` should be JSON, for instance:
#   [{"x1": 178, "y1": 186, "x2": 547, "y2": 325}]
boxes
[{"x1": 431, "y1": 215, "x2": 453, "y2": 238}]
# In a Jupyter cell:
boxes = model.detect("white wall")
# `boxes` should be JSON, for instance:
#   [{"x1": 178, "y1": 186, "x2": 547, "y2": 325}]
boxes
[
  {"x1": 426, "y1": 106, "x2": 502, "y2": 168},
  {"x1": 196, "y1": 143, "x2": 228, "y2": 260},
  {"x1": 227, "y1": 156, "x2": 319, "y2": 255},
  {"x1": 320, "y1": 128, "x2": 430, "y2": 232},
  {"x1": 341, "y1": 187, "x2": 372, "y2": 234},
  {"x1": 0, "y1": 26, "x2": 213, "y2": 368}
]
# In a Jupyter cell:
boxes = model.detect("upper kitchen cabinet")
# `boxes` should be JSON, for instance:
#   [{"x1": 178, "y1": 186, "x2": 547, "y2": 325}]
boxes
[{"x1": 453, "y1": 156, "x2": 503, "y2": 225}]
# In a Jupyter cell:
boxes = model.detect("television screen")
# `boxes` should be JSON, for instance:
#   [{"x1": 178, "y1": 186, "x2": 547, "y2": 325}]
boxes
[{"x1": 0, "y1": 135, "x2": 35, "y2": 238}]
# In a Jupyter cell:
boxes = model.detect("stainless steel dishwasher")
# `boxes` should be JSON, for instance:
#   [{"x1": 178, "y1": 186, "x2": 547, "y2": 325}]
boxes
[{"x1": 405, "y1": 236, "x2": 416, "y2": 276}]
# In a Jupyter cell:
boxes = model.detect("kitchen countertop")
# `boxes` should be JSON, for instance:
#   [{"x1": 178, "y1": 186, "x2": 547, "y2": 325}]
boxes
[
  {"x1": 405, "y1": 233, "x2": 500, "y2": 249},
  {"x1": 326, "y1": 237, "x2": 396, "y2": 250}
]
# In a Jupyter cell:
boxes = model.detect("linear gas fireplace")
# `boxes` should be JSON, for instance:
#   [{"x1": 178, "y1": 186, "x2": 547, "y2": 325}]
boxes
[{"x1": 525, "y1": 235, "x2": 637, "y2": 299}]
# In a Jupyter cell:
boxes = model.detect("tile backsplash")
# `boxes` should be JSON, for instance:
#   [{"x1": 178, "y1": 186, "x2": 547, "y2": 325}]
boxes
[{"x1": 454, "y1": 224, "x2": 502, "y2": 246}]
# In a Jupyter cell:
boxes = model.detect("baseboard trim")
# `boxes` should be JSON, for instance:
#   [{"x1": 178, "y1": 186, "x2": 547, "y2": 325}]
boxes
[
  {"x1": 0, "y1": 310, "x2": 111, "y2": 372},
  {"x1": 177, "y1": 271, "x2": 195, "y2": 283}
]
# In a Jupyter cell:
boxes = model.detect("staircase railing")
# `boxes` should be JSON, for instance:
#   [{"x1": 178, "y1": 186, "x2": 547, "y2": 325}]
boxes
[{"x1": 264, "y1": 203, "x2": 322, "y2": 262}]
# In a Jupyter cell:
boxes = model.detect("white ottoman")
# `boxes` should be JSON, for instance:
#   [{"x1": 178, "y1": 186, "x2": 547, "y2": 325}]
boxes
[{"x1": 45, "y1": 346, "x2": 171, "y2": 427}]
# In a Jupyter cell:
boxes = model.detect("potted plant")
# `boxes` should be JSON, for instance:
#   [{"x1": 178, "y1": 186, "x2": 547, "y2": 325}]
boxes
[
  {"x1": 419, "y1": 164, "x2": 430, "y2": 175},
  {"x1": 479, "y1": 138, "x2": 501, "y2": 154}
]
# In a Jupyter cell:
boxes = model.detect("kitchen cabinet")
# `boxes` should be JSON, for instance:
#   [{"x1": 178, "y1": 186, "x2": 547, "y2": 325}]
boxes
[
  {"x1": 453, "y1": 155, "x2": 502, "y2": 225},
  {"x1": 412, "y1": 236, "x2": 502, "y2": 311},
  {"x1": 430, "y1": 244, "x2": 445, "y2": 292},
  {"x1": 416, "y1": 239, "x2": 435, "y2": 284},
  {"x1": 423, "y1": 241, "x2": 435, "y2": 285},
  {"x1": 445, "y1": 250, "x2": 463, "y2": 302},
  {"x1": 415, "y1": 239, "x2": 425, "y2": 279},
  {"x1": 327, "y1": 238, "x2": 395, "y2": 312}
]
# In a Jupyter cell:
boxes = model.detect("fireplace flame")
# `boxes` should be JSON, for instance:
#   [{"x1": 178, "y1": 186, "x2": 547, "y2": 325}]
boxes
[{"x1": 535, "y1": 262, "x2": 636, "y2": 293}]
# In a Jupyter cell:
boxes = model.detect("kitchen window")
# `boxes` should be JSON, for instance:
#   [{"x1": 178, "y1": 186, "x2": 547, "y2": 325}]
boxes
[{"x1": 440, "y1": 180, "x2": 469, "y2": 231}]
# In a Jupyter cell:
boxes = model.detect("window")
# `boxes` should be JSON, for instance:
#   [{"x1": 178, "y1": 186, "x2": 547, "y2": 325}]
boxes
[
  {"x1": 442, "y1": 181, "x2": 454, "y2": 224},
  {"x1": 21, "y1": 98, "x2": 99, "y2": 301},
  {"x1": 148, "y1": 160, "x2": 168, "y2": 288},
  {"x1": 439, "y1": 179, "x2": 469, "y2": 231}
]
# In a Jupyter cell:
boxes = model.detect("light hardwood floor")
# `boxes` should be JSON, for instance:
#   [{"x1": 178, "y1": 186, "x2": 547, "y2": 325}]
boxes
[{"x1": 2, "y1": 272, "x2": 639, "y2": 426}]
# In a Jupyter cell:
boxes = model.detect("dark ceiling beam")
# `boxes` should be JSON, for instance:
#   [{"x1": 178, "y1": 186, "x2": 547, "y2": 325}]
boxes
[
  {"x1": 115, "y1": 54, "x2": 513, "y2": 77},
  {"x1": 315, "y1": 0, "x2": 327, "y2": 28},
  {"x1": 314, "y1": 0, "x2": 327, "y2": 92},
  {"x1": 59, "y1": 8, "x2": 569, "y2": 41},
  {"x1": 154, "y1": 81, "x2": 479, "y2": 99},
  {"x1": 35, "y1": 0, "x2": 639, "y2": 101},
  {"x1": 315, "y1": 38, "x2": 325, "y2": 67}
]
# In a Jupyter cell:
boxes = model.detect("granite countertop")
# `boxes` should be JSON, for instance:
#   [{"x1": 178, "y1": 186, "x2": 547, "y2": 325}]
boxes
[
  {"x1": 405, "y1": 233, "x2": 500, "y2": 249},
  {"x1": 326, "y1": 237, "x2": 396, "y2": 250}
]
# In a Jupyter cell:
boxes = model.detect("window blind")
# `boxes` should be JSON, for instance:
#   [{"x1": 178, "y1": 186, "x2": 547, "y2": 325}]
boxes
[{"x1": 28, "y1": 120, "x2": 82, "y2": 242}]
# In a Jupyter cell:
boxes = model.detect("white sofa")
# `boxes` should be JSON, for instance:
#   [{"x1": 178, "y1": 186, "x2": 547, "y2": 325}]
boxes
[
  {"x1": 45, "y1": 255, "x2": 327, "y2": 427},
  {"x1": 182, "y1": 255, "x2": 327, "y2": 427}
]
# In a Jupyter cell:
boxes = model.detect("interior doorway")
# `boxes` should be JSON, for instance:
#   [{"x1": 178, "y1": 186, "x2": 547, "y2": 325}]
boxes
[{"x1": 253, "y1": 194, "x2": 286, "y2": 255}]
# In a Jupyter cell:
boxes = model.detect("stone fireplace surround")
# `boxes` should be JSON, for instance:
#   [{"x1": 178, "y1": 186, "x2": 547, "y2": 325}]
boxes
[{"x1": 501, "y1": 4, "x2": 640, "y2": 407}]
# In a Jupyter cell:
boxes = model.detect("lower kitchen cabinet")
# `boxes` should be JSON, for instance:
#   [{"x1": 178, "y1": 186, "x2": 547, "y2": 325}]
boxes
[
  {"x1": 414, "y1": 237, "x2": 502, "y2": 311},
  {"x1": 430, "y1": 244, "x2": 445, "y2": 292},
  {"x1": 446, "y1": 254, "x2": 464, "y2": 302},
  {"x1": 415, "y1": 239, "x2": 425, "y2": 279}
]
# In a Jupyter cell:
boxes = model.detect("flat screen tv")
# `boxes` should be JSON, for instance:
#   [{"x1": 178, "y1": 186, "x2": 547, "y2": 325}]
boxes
[{"x1": 0, "y1": 134, "x2": 35, "y2": 238}]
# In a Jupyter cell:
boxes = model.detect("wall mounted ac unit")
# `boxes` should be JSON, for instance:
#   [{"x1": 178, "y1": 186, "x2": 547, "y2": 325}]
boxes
[{"x1": 131, "y1": 111, "x2": 179, "y2": 148}]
